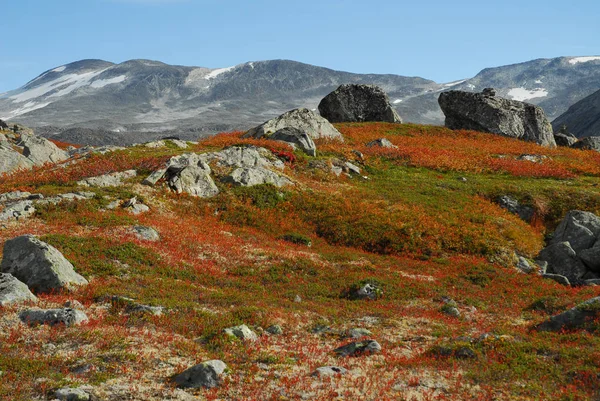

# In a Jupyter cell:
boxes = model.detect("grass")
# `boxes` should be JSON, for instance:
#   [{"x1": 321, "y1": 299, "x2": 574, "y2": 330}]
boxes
[{"x1": 1, "y1": 123, "x2": 600, "y2": 400}]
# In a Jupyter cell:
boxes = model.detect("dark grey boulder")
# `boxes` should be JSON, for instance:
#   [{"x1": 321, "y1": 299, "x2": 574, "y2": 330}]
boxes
[
  {"x1": 0, "y1": 273, "x2": 37, "y2": 306},
  {"x1": 0, "y1": 235, "x2": 88, "y2": 293},
  {"x1": 172, "y1": 360, "x2": 227, "y2": 389},
  {"x1": 572, "y1": 136, "x2": 600, "y2": 152},
  {"x1": 438, "y1": 89, "x2": 556, "y2": 147},
  {"x1": 549, "y1": 210, "x2": 600, "y2": 252},
  {"x1": 578, "y1": 244, "x2": 600, "y2": 272},
  {"x1": 554, "y1": 132, "x2": 578, "y2": 147},
  {"x1": 244, "y1": 108, "x2": 343, "y2": 141},
  {"x1": 536, "y1": 296, "x2": 600, "y2": 332},
  {"x1": 270, "y1": 127, "x2": 317, "y2": 157},
  {"x1": 537, "y1": 241, "x2": 587, "y2": 282},
  {"x1": 334, "y1": 340, "x2": 382, "y2": 357},
  {"x1": 542, "y1": 273, "x2": 571, "y2": 286},
  {"x1": 496, "y1": 195, "x2": 534, "y2": 222},
  {"x1": 318, "y1": 84, "x2": 402, "y2": 123},
  {"x1": 20, "y1": 308, "x2": 88, "y2": 326}
]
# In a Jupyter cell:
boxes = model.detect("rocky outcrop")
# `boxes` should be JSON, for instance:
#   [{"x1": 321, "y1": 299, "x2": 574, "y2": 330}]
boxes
[
  {"x1": 224, "y1": 324, "x2": 258, "y2": 341},
  {"x1": 20, "y1": 133, "x2": 69, "y2": 165},
  {"x1": 0, "y1": 273, "x2": 37, "y2": 306},
  {"x1": 77, "y1": 170, "x2": 137, "y2": 187},
  {"x1": 270, "y1": 127, "x2": 317, "y2": 156},
  {"x1": 172, "y1": 360, "x2": 227, "y2": 389},
  {"x1": 571, "y1": 136, "x2": 600, "y2": 152},
  {"x1": 166, "y1": 158, "x2": 219, "y2": 198},
  {"x1": 552, "y1": 88, "x2": 600, "y2": 139},
  {"x1": 318, "y1": 84, "x2": 402, "y2": 123},
  {"x1": 438, "y1": 89, "x2": 556, "y2": 147},
  {"x1": 536, "y1": 296, "x2": 600, "y2": 332},
  {"x1": 496, "y1": 195, "x2": 534, "y2": 222},
  {"x1": 0, "y1": 200, "x2": 35, "y2": 221},
  {"x1": 226, "y1": 167, "x2": 292, "y2": 187},
  {"x1": 0, "y1": 235, "x2": 88, "y2": 293},
  {"x1": 554, "y1": 132, "x2": 578, "y2": 147},
  {"x1": 244, "y1": 108, "x2": 344, "y2": 141}
]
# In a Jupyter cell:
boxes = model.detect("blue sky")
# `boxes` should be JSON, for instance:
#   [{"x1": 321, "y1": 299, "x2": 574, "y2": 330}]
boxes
[{"x1": 1, "y1": 0, "x2": 599, "y2": 92}]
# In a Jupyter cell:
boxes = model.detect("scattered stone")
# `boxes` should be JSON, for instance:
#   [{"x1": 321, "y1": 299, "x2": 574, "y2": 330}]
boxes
[
  {"x1": 517, "y1": 154, "x2": 547, "y2": 163},
  {"x1": 311, "y1": 366, "x2": 348, "y2": 377},
  {"x1": 266, "y1": 325, "x2": 283, "y2": 335},
  {"x1": 366, "y1": 138, "x2": 398, "y2": 148},
  {"x1": 554, "y1": 132, "x2": 578, "y2": 147},
  {"x1": 144, "y1": 140, "x2": 166, "y2": 148},
  {"x1": 441, "y1": 305, "x2": 461, "y2": 317},
  {"x1": 0, "y1": 273, "x2": 37, "y2": 306},
  {"x1": 311, "y1": 325, "x2": 335, "y2": 335},
  {"x1": 496, "y1": 195, "x2": 534, "y2": 222},
  {"x1": 0, "y1": 191, "x2": 32, "y2": 203},
  {"x1": 345, "y1": 328, "x2": 373, "y2": 339},
  {"x1": 54, "y1": 387, "x2": 90, "y2": 401},
  {"x1": 348, "y1": 282, "x2": 383, "y2": 301},
  {"x1": 172, "y1": 360, "x2": 227, "y2": 389},
  {"x1": 542, "y1": 273, "x2": 571, "y2": 286},
  {"x1": 270, "y1": 127, "x2": 317, "y2": 156},
  {"x1": 352, "y1": 149, "x2": 364, "y2": 160},
  {"x1": 344, "y1": 162, "x2": 361, "y2": 175},
  {"x1": 536, "y1": 296, "x2": 600, "y2": 332},
  {"x1": 37, "y1": 192, "x2": 95, "y2": 205},
  {"x1": 0, "y1": 235, "x2": 88, "y2": 293},
  {"x1": 438, "y1": 89, "x2": 556, "y2": 147},
  {"x1": 537, "y1": 242, "x2": 587, "y2": 283},
  {"x1": 226, "y1": 167, "x2": 292, "y2": 187},
  {"x1": 132, "y1": 226, "x2": 160, "y2": 241},
  {"x1": 294, "y1": 294, "x2": 302, "y2": 303},
  {"x1": 244, "y1": 108, "x2": 344, "y2": 141},
  {"x1": 126, "y1": 303, "x2": 164, "y2": 316},
  {"x1": 170, "y1": 139, "x2": 189, "y2": 149},
  {"x1": 0, "y1": 200, "x2": 35, "y2": 221},
  {"x1": 142, "y1": 168, "x2": 167, "y2": 186},
  {"x1": 318, "y1": 84, "x2": 402, "y2": 123},
  {"x1": 224, "y1": 324, "x2": 258, "y2": 341},
  {"x1": 20, "y1": 308, "x2": 88, "y2": 326},
  {"x1": 77, "y1": 170, "x2": 136, "y2": 187},
  {"x1": 128, "y1": 203, "x2": 149, "y2": 215},
  {"x1": 334, "y1": 340, "x2": 382, "y2": 357},
  {"x1": 572, "y1": 136, "x2": 600, "y2": 152}
]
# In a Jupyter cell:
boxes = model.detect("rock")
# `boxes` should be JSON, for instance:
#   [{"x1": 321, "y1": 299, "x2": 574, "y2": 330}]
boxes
[
  {"x1": 244, "y1": 108, "x2": 344, "y2": 141},
  {"x1": 125, "y1": 303, "x2": 164, "y2": 316},
  {"x1": 366, "y1": 138, "x2": 398, "y2": 149},
  {"x1": 318, "y1": 84, "x2": 402, "y2": 123},
  {"x1": 438, "y1": 89, "x2": 556, "y2": 147},
  {"x1": 349, "y1": 282, "x2": 383, "y2": 300},
  {"x1": 142, "y1": 168, "x2": 167, "y2": 186},
  {"x1": 517, "y1": 154, "x2": 547, "y2": 163},
  {"x1": 226, "y1": 167, "x2": 292, "y2": 188},
  {"x1": 0, "y1": 191, "x2": 32, "y2": 203},
  {"x1": 37, "y1": 192, "x2": 95, "y2": 206},
  {"x1": 54, "y1": 387, "x2": 90, "y2": 401},
  {"x1": 345, "y1": 328, "x2": 373, "y2": 339},
  {"x1": 266, "y1": 325, "x2": 283, "y2": 335},
  {"x1": 201, "y1": 146, "x2": 285, "y2": 170},
  {"x1": 311, "y1": 366, "x2": 348, "y2": 377},
  {"x1": 549, "y1": 210, "x2": 600, "y2": 252},
  {"x1": 536, "y1": 296, "x2": 600, "y2": 332},
  {"x1": 0, "y1": 145, "x2": 34, "y2": 174},
  {"x1": 0, "y1": 119, "x2": 8, "y2": 130},
  {"x1": 496, "y1": 195, "x2": 534, "y2": 222},
  {"x1": 334, "y1": 340, "x2": 382, "y2": 357},
  {"x1": 441, "y1": 305, "x2": 461, "y2": 317},
  {"x1": 224, "y1": 324, "x2": 258, "y2": 341},
  {"x1": 577, "y1": 243, "x2": 600, "y2": 272},
  {"x1": 172, "y1": 360, "x2": 227, "y2": 389},
  {"x1": 0, "y1": 273, "x2": 37, "y2": 306},
  {"x1": 537, "y1": 242, "x2": 587, "y2": 282},
  {"x1": 162, "y1": 153, "x2": 219, "y2": 198},
  {"x1": 0, "y1": 200, "x2": 35, "y2": 221},
  {"x1": 270, "y1": 127, "x2": 317, "y2": 156},
  {"x1": 127, "y1": 203, "x2": 150, "y2": 215},
  {"x1": 585, "y1": 279, "x2": 600, "y2": 286},
  {"x1": 20, "y1": 308, "x2": 88, "y2": 326},
  {"x1": 144, "y1": 140, "x2": 166, "y2": 148},
  {"x1": 0, "y1": 235, "x2": 88, "y2": 293},
  {"x1": 352, "y1": 149, "x2": 365, "y2": 160},
  {"x1": 572, "y1": 136, "x2": 600, "y2": 152},
  {"x1": 516, "y1": 257, "x2": 534, "y2": 274},
  {"x1": 132, "y1": 226, "x2": 160, "y2": 241},
  {"x1": 542, "y1": 273, "x2": 571, "y2": 286},
  {"x1": 77, "y1": 170, "x2": 137, "y2": 187},
  {"x1": 344, "y1": 162, "x2": 361, "y2": 175},
  {"x1": 20, "y1": 133, "x2": 69, "y2": 165},
  {"x1": 554, "y1": 132, "x2": 578, "y2": 147},
  {"x1": 170, "y1": 139, "x2": 189, "y2": 149}
]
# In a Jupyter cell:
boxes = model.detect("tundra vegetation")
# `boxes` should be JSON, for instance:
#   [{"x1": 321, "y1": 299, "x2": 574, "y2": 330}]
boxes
[{"x1": 1, "y1": 123, "x2": 600, "y2": 400}]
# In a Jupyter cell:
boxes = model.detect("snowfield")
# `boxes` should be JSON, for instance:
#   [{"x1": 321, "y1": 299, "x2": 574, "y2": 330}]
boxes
[{"x1": 507, "y1": 87, "x2": 549, "y2": 101}]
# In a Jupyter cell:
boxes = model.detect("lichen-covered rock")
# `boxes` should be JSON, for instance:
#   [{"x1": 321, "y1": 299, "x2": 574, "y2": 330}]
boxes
[
  {"x1": 226, "y1": 167, "x2": 292, "y2": 187},
  {"x1": 77, "y1": 170, "x2": 136, "y2": 187},
  {"x1": 164, "y1": 153, "x2": 219, "y2": 198},
  {"x1": 0, "y1": 200, "x2": 35, "y2": 221},
  {"x1": 224, "y1": 324, "x2": 258, "y2": 341},
  {"x1": 244, "y1": 108, "x2": 343, "y2": 141},
  {"x1": 438, "y1": 89, "x2": 556, "y2": 147},
  {"x1": 20, "y1": 308, "x2": 88, "y2": 326},
  {"x1": 172, "y1": 360, "x2": 227, "y2": 389},
  {"x1": 366, "y1": 138, "x2": 398, "y2": 148},
  {"x1": 270, "y1": 127, "x2": 317, "y2": 156},
  {"x1": 311, "y1": 366, "x2": 348, "y2": 377},
  {"x1": 334, "y1": 340, "x2": 382, "y2": 357},
  {"x1": 549, "y1": 210, "x2": 600, "y2": 252},
  {"x1": 132, "y1": 226, "x2": 160, "y2": 242},
  {"x1": 0, "y1": 235, "x2": 88, "y2": 293},
  {"x1": 0, "y1": 273, "x2": 37, "y2": 306},
  {"x1": 20, "y1": 132, "x2": 69, "y2": 165},
  {"x1": 54, "y1": 387, "x2": 90, "y2": 401},
  {"x1": 536, "y1": 296, "x2": 600, "y2": 332},
  {"x1": 202, "y1": 146, "x2": 285, "y2": 170},
  {"x1": 554, "y1": 132, "x2": 578, "y2": 147},
  {"x1": 0, "y1": 145, "x2": 34, "y2": 174},
  {"x1": 319, "y1": 84, "x2": 402, "y2": 123}
]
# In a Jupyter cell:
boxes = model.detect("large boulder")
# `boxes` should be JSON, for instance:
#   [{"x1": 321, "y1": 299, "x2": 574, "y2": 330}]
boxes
[
  {"x1": 0, "y1": 200, "x2": 35, "y2": 221},
  {"x1": 270, "y1": 127, "x2": 317, "y2": 157},
  {"x1": 172, "y1": 360, "x2": 227, "y2": 389},
  {"x1": 438, "y1": 89, "x2": 556, "y2": 147},
  {"x1": 318, "y1": 84, "x2": 402, "y2": 123},
  {"x1": 0, "y1": 273, "x2": 37, "y2": 306},
  {"x1": 571, "y1": 136, "x2": 600, "y2": 152},
  {"x1": 19, "y1": 308, "x2": 88, "y2": 327},
  {"x1": 244, "y1": 108, "x2": 344, "y2": 141},
  {"x1": 20, "y1": 133, "x2": 69, "y2": 165},
  {"x1": 77, "y1": 170, "x2": 136, "y2": 187},
  {"x1": 536, "y1": 296, "x2": 600, "y2": 332},
  {"x1": 0, "y1": 235, "x2": 88, "y2": 293},
  {"x1": 537, "y1": 242, "x2": 588, "y2": 282},
  {"x1": 549, "y1": 210, "x2": 600, "y2": 252},
  {"x1": 201, "y1": 146, "x2": 285, "y2": 170},
  {"x1": 0, "y1": 146, "x2": 34, "y2": 175},
  {"x1": 226, "y1": 167, "x2": 292, "y2": 187},
  {"x1": 164, "y1": 153, "x2": 219, "y2": 198}
]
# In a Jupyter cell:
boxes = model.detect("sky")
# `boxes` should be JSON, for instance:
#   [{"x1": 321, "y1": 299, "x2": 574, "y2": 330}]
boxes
[{"x1": 1, "y1": 0, "x2": 599, "y2": 92}]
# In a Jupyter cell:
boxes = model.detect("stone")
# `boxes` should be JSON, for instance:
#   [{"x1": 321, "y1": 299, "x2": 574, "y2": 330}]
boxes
[
  {"x1": 226, "y1": 167, "x2": 292, "y2": 187},
  {"x1": 201, "y1": 145, "x2": 285, "y2": 170},
  {"x1": 554, "y1": 132, "x2": 578, "y2": 147},
  {"x1": 125, "y1": 303, "x2": 164, "y2": 316},
  {"x1": 346, "y1": 328, "x2": 373, "y2": 339},
  {"x1": 0, "y1": 200, "x2": 35, "y2": 221},
  {"x1": 578, "y1": 243, "x2": 600, "y2": 272},
  {"x1": 20, "y1": 133, "x2": 69, "y2": 165},
  {"x1": 344, "y1": 162, "x2": 361, "y2": 175},
  {"x1": 536, "y1": 296, "x2": 600, "y2": 332},
  {"x1": 0, "y1": 235, "x2": 88, "y2": 293},
  {"x1": 244, "y1": 108, "x2": 344, "y2": 141},
  {"x1": 311, "y1": 366, "x2": 348, "y2": 377},
  {"x1": 516, "y1": 257, "x2": 534, "y2": 274},
  {"x1": 77, "y1": 170, "x2": 137, "y2": 187},
  {"x1": 54, "y1": 387, "x2": 90, "y2": 401},
  {"x1": 571, "y1": 136, "x2": 600, "y2": 152},
  {"x1": 224, "y1": 324, "x2": 258, "y2": 341},
  {"x1": 142, "y1": 168, "x2": 167, "y2": 186},
  {"x1": 349, "y1": 282, "x2": 383, "y2": 300},
  {"x1": 334, "y1": 340, "x2": 382, "y2": 357},
  {"x1": 537, "y1": 242, "x2": 587, "y2": 282},
  {"x1": 318, "y1": 84, "x2": 402, "y2": 123},
  {"x1": 172, "y1": 360, "x2": 227, "y2": 389},
  {"x1": 132, "y1": 226, "x2": 160, "y2": 241},
  {"x1": 20, "y1": 308, "x2": 88, "y2": 326},
  {"x1": 127, "y1": 203, "x2": 150, "y2": 215},
  {"x1": 549, "y1": 210, "x2": 600, "y2": 252},
  {"x1": 542, "y1": 273, "x2": 571, "y2": 286},
  {"x1": 0, "y1": 273, "x2": 37, "y2": 306},
  {"x1": 366, "y1": 138, "x2": 398, "y2": 149},
  {"x1": 496, "y1": 195, "x2": 534, "y2": 222},
  {"x1": 517, "y1": 154, "x2": 547, "y2": 163},
  {"x1": 0, "y1": 191, "x2": 32, "y2": 203},
  {"x1": 270, "y1": 127, "x2": 317, "y2": 156},
  {"x1": 266, "y1": 325, "x2": 283, "y2": 335},
  {"x1": 0, "y1": 145, "x2": 34, "y2": 174},
  {"x1": 144, "y1": 140, "x2": 166, "y2": 148},
  {"x1": 168, "y1": 164, "x2": 219, "y2": 198},
  {"x1": 438, "y1": 89, "x2": 556, "y2": 147}
]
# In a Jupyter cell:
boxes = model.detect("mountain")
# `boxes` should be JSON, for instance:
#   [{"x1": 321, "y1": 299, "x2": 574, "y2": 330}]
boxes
[
  {"x1": 552, "y1": 88, "x2": 600, "y2": 137},
  {"x1": 1, "y1": 56, "x2": 600, "y2": 144}
]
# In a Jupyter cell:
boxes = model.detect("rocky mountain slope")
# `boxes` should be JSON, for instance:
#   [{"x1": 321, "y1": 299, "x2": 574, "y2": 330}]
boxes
[
  {"x1": 552, "y1": 87, "x2": 600, "y2": 138},
  {"x1": 2, "y1": 56, "x2": 600, "y2": 145}
]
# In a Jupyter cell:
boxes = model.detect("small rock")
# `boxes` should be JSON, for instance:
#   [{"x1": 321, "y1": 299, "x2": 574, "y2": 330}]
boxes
[
  {"x1": 516, "y1": 257, "x2": 534, "y2": 274},
  {"x1": 0, "y1": 200, "x2": 35, "y2": 222},
  {"x1": 270, "y1": 127, "x2": 317, "y2": 157},
  {"x1": 132, "y1": 226, "x2": 160, "y2": 241},
  {"x1": 0, "y1": 273, "x2": 37, "y2": 306},
  {"x1": 344, "y1": 162, "x2": 361, "y2": 175},
  {"x1": 142, "y1": 168, "x2": 167, "y2": 186},
  {"x1": 334, "y1": 340, "x2": 382, "y2": 357},
  {"x1": 366, "y1": 138, "x2": 398, "y2": 149},
  {"x1": 345, "y1": 328, "x2": 373, "y2": 339},
  {"x1": 349, "y1": 282, "x2": 383, "y2": 301},
  {"x1": 20, "y1": 308, "x2": 88, "y2": 326},
  {"x1": 54, "y1": 387, "x2": 90, "y2": 401},
  {"x1": 542, "y1": 273, "x2": 571, "y2": 286},
  {"x1": 127, "y1": 203, "x2": 150, "y2": 215},
  {"x1": 224, "y1": 324, "x2": 258, "y2": 341},
  {"x1": 172, "y1": 360, "x2": 227, "y2": 389},
  {"x1": 311, "y1": 366, "x2": 348, "y2": 377},
  {"x1": 294, "y1": 294, "x2": 302, "y2": 303},
  {"x1": 77, "y1": 170, "x2": 137, "y2": 187},
  {"x1": 266, "y1": 325, "x2": 283, "y2": 335}
]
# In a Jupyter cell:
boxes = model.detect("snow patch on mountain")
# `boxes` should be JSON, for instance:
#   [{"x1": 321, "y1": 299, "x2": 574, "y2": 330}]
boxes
[
  {"x1": 393, "y1": 99, "x2": 403, "y2": 104},
  {"x1": 507, "y1": 87, "x2": 549, "y2": 101},
  {"x1": 52, "y1": 66, "x2": 66, "y2": 73},
  {"x1": 2, "y1": 101, "x2": 51, "y2": 119},
  {"x1": 443, "y1": 79, "x2": 466, "y2": 87},
  {"x1": 205, "y1": 66, "x2": 235, "y2": 80},
  {"x1": 568, "y1": 56, "x2": 600, "y2": 65},
  {"x1": 90, "y1": 75, "x2": 127, "y2": 89}
]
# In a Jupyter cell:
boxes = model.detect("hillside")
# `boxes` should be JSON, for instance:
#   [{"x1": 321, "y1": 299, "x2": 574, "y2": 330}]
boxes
[
  {"x1": 2, "y1": 123, "x2": 600, "y2": 400},
  {"x1": 553, "y1": 88, "x2": 600, "y2": 138},
  {"x1": 2, "y1": 56, "x2": 600, "y2": 144}
]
